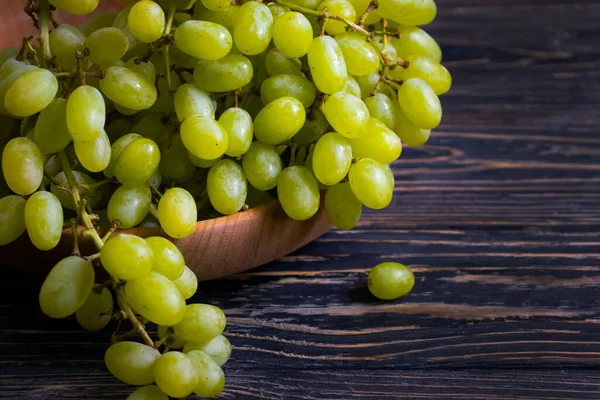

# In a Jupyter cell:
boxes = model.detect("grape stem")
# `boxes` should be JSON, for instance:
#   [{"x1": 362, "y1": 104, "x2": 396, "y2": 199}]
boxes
[
  {"x1": 164, "y1": 4, "x2": 176, "y2": 91},
  {"x1": 70, "y1": 219, "x2": 80, "y2": 257},
  {"x1": 357, "y1": 0, "x2": 378, "y2": 27},
  {"x1": 38, "y1": 0, "x2": 52, "y2": 67},
  {"x1": 58, "y1": 150, "x2": 155, "y2": 348},
  {"x1": 24, "y1": 0, "x2": 40, "y2": 30},
  {"x1": 149, "y1": 203, "x2": 160, "y2": 220},
  {"x1": 101, "y1": 220, "x2": 121, "y2": 244}
]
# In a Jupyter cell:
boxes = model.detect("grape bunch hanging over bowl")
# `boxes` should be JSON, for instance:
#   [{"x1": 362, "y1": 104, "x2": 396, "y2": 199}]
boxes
[{"x1": 0, "y1": 0, "x2": 450, "y2": 397}]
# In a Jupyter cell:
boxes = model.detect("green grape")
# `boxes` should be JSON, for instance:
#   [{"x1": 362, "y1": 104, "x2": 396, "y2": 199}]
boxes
[
  {"x1": 389, "y1": 56, "x2": 451, "y2": 95},
  {"x1": 104, "y1": 133, "x2": 142, "y2": 178},
  {"x1": 219, "y1": 107, "x2": 253, "y2": 157},
  {"x1": 66, "y1": 85, "x2": 105, "y2": 142},
  {"x1": 348, "y1": 158, "x2": 394, "y2": 209},
  {"x1": 124, "y1": 58, "x2": 157, "y2": 83},
  {"x1": 153, "y1": 352, "x2": 198, "y2": 398},
  {"x1": 4, "y1": 68, "x2": 57, "y2": 118},
  {"x1": 277, "y1": 165, "x2": 320, "y2": 221},
  {"x1": 175, "y1": 20, "x2": 232, "y2": 60},
  {"x1": 74, "y1": 131, "x2": 111, "y2": 173},
  {"x1": 303, "y1": 151, "x2": 329, "y2": 191},
  {"x1": 234, "y1": 1, "x2": 273, "y2": 56},
  {"x1": 193, "y1": 54, "x2": 253, "y2": 92},
  {"x1": 370, "y1": 34, "x2": 397, "y2": 62},
  {"x1": 186, "y1": 350, "x2": 226, "y2": 397},
  {"x1": 312, "y1": 132, "x2": 352, "y2": 185},
  {"x1": 34, "y1": 98, "x2": 72, "y2": 154},
  {"x1": 254, "y1": 97, "x2": 305, "y2": 145},
  {"x1": 114, "y1": 103, "x2": 139, "y2": 116},
  {"x1": 335, "y1": 32, "x2": 379, "y2": 76},
  {"x1": 113, "y1": 5, "x2": 140, "y2": 53},
  {"x1": 193, "y1": 4, "x2": 239, "y2": 30},
  {"x1": 49, "y1": 0, "x2": 98, "y2": 15},
  {"x1": 126, "y1": 385, "x2": 168, "y2": 400},
  {"x1": 172, "y1": 265, "x2": 198, "y2": 300},
  {"x1": 75, "y1": 285, "x2": 113, "y2": 332},
  {"x1": 157, "y1": 0, "x2": 198, "y2": 10},
  {"x1": 2, "y1": 137, "x2": 43, "y2": 196},
  {"x1": 349, "y1": 117, "x2": 402, "y2": 164},
  {"x1": 323, "y1": 91, "x2": 369, "y2": 138},
  {"x1": 128, "y1": 0, "x2": 166, "y2": 43},
  {"x1": 391, "y1": 0, "x2": 436, "y2": 26},
  {"x1": 183, "y1": 335, "x2": 231, "y2": 366},
  {"x1": 0, "y1": 50, "x2": 20, "y2": 72},
  {"x1": 354, "y1": 72, "x2": 380, "y2": 99},
  {"x1": 364, "y1": 93, "x2": 397, "y2": 130},
  {"x1": 107, "y1": 184, "x2": 152, "y2": 229},
  {"x1": 287, "y1": 0, "x2": 320, "y2": 9},
  {"x1": 261, "y1": 74, "x2": 316, "y2": 109},
  {"x1": 101, "y1": 233, "x2": 154, "y2": 280},
  {"x1": 265, "y1": 48, "x2": 302, "y2": 76},
  {"x1": 104, "y1": 341, "x2": 161, "y2": 385},
  {"x1": 293, "y1": 110, "x2": 328, "y2": 145},
  {"x1": 100, "y1": 66, "x2": 158, "y2": 111},
  {"x1": 200, "y1": 0, "x2": 230, "y2": 11},
  {"x1": 325, "y1": 182, "x2": 362, "y2": 230},
  {"x1": 174, "y1": 303, "x2": 226, "y2": 343},
  {"x1": 82, "y1": 11, "x2": 118, "y2": 36},
  {"x1": 347, "y1": 0, "x2": 370, "y2": 13},
  {"x1": 158, "y1": 326, "x2": 185, "y2": 349},
  {"x1": 0, "y1": 195, "x2": 26, "y2": 245},
  {"x1": 174, "y1": 83, "x2": 214, "y2": 121},
  {"x1": 0, "y1": 65, "x2": 37, "y2": 115},
  {"x1": 241, "y1": 142, "x2": 282, "y2": 191},
  {"x1": 51, "y1": 171, "x2": 100, "y2": 210},
  {"x1": 392, "y1": 26, "x2": 441, "y2": 62},
  {"x1": 206, "y1": 159, "x2": 247, "y2": 215},
  {"x1": 0, "y1": 58, "x2": 30, "y2": 82},
  {"x1": 180, "y1": 116, "x2": 228, "y2": 160},
  {"x1": 132, "y1": 113, "x2": 170, "y2": 150},
  {"x1": 146, "y1": 236, "x2": 185, "y2": 280},
  {"x1": 49, "y1": 24, "x2": 85, "y2": 70},
  {"x1": 393, "y1": 104, "x2": 431, "y2": 147},
  {"x1": 115, "y1": 138, "x2": 161, "y2": 185},
  {"x1": 24, "y1": 191, "x2": 63, "y2": 251},
  {"x1": 398, "y1": 77, "x2": 441, "y2": 130},
  {"x1": 148, "y1": 75, "x2": 176, "y2": 114},
  {"x1": 126, "y1": 271, "x2": 186, "y2": 325},
  {"x1": 317, "y1": 0, "x2": 356, "y2": 35},
  {"x1": 158, "y1": 187, "x2": 197, "y2": 238},
  {"x1": 159, "y1": 134, "x2": 196, "y2": 184},
  {"x1": 84, "y1": 27, "x2": 129, "y2": 66},
  {"x1": 272, "y1": 12, "x2": 313, "y2": 58},
  {"x1": 342, "y1": 75, "x2": 362, "y2": 97},
  {"x1": 308, "y1": 36, "x2": 347, "y2": 94},
  {"x1": 39, "y1": 256, "x2": 95, "y2": 319},
  {"x1": 188, "y1": 153, "x2": 222, "y2": 168},
  {"x1": 268, "y1": 3, "x2": 290, "y2": 18},
  {"x1": 368, "y1": 262, "x2": 415, "y2": 300}
]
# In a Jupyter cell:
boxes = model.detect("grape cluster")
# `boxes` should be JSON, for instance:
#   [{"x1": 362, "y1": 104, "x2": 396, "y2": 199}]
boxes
[{"x1": 0, "y1": 0, "x2": 448, "y2": 396}]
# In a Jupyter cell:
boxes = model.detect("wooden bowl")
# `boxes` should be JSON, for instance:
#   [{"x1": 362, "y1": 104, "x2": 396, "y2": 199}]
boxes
[{"x1": 0, "y1": 2, "x2": 331, "y2": 280}]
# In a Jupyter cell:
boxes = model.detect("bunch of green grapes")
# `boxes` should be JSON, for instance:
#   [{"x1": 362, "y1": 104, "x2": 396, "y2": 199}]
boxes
[{"x1": 0, "y1": 0, "x2": 448, "y2": 396}]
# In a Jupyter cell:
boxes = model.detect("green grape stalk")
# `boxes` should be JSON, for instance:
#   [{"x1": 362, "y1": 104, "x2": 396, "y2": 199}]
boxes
[{"x1": 0, "y1": 0, "x2": 450, "y2": 397}]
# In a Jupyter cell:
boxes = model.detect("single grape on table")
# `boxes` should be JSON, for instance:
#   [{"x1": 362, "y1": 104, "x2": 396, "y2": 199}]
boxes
[{"x1": 0, "y1": 0, "x2": 449, "y2": 396}]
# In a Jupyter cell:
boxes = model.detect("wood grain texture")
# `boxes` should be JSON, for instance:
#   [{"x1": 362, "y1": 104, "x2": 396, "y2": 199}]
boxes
[{"x1": 2, "y1": 0, "x2": 600, "y2": 398}]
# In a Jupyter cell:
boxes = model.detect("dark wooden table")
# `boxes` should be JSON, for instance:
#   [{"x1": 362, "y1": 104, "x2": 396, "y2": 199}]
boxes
[{"x1": 2, "y1": 0, "x2": 600, "y2": 398}]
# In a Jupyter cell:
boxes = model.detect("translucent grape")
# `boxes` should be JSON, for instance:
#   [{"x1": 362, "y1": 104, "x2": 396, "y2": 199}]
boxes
[
  {"x1": 174, "y1": 84, "x2": 214, "y2": 121},
  {"x1": 349, "y1": 117, "x2": 402, "y2": 164},
  {"x1": 348, "y1": 158, "x2": 394, "y2": 209},
  {"x1": 325, "y1": 182, "x2": 362, "y2": 230},
  {"x1": 261, "y1": 74, "x2": 316, "y2": 109},
  {"x1": 84, "y1": 27, "x2": 129, "y2": 66},
  {"x1": 317, "y1": 0, "x2": 356, "y2": 35},
  {"x1": 175, "y1": 20, "x2": 232, "y2": 60},
  {"x1": 74, "y1": 130, "x2": 111, "y2": 173},
  {"x1": 354, "y1": 72, "x2": 380, "y2": 99},
  {"x1": 159, "y1": 134, "x2": 196, "y2": 184},
  {"x1": 49, "y1": 0, "x2": 99, "y2": 15},
  {"x1": 393, "y1": 104, "x2": 431, "y2": 147},
  {"x1": 153, "y1": 352, "x2": 198, "y2": 398},
  {"x1": 126, "y1": 385, "x2": 168, "y2": 400},
  {"x1": 24, "y1": 191, "x2": 63, "y2": 251},
  {"x1": 193, "y1": 4, "x2": 239, "y2": 30},
  {"x1": 206, "y1": 159, "x2": 247, "y2": 215},
  {"x1": 188, "y1": 153, "x2": 222, "y2": 168},
  {"x1": 83, "y1": 11, "x2": 118, "y2": 36},
  {"x1": 218, "y1": 107, "x2": 253, "y2": 157},
  {"x1": 113, "y1": 5, "x2": 140, "y2": 52},
  {"x1": 200, "y1": 0, "x2": 230, "y2": 11},
  {"x1": 308, "y1": 36, "x2": 347, "y2": 94},
  {"x1": 34, "y1": 98, "x2": 72, "y2": 154},
  {"x1": 364, "y1": 93, "x2": 397, "y2": 130},
  {"x1": 132, "y1": 113, "x2": 170, "y2": 149},
  {"x1": 39, "y1": 256, "x2": 95, "y2": 319},
  {"x1": 128, "y1": 0, "x2": 166, "y2": 43},
  {"x1": 392, "y1": 26, "x2": 442, "y2": 62},
  {"x1": 172, "y1": 265, "x2": 198, "y2": 300},
  {"x1": 101, "y1": 233, "x2": 154, "y2": 280},
  {"x1": 234, "y1": 1, "x2": 273, "y2": 56},
  {"x1": 124, "y1": 58, "x2": 157, "y2": 83},
  {"x1": 104, "y1": 341, "x2": 161, "y2": 385},
  {"x1": 146, "y1": 236, "x2": 185, "y2": 280},
  {"x1": 186, "y1": 350, "x2": 225, "y2": 397},
  {"x1": 157, "y1": 187, "x2": 197, "y2": 238},
  {"x1": 2, "y1": 137, "x2": 43, "y2": 196},
  {"x1": 0, "y1": 58, "x2": 30, "y2": 82},
  {"x1": 174, "y1": 303, "x2": 226, "y2": 343},
  {"x1": 277, "y1": 165, "x2": 320, "y2": 221},
  {"x1": 104, "y1": 133, "x2": 142, "y2": 178},
  {"x1": 193, "y1": 54, "x2": 253, "y2": 92},
  {"x1": 75, "y1": 285, "x2": 113, "y2": 331},
  {"x1": 180, "y1": 116, "x2": 228, "y2": 160},
  {"x1": 0, "y1": 195, "x2": 26, "y2": 245},
  {"x1": 100, "y1": 66, "x2": 158, "y2": 111},
  {"x1": 368, "y1": 262, "x2": 415, "y2": 300},
  {"x1": 293, "y1": 110, "x2": 329, "y2": 145},
  {"x1": 265, "y1": 48, "x2": 302, "y2": 76},
  {"x1": 323, "y1": 92, "x2": 369, "y2": 139},
  {"x1": 335, "y1": 32, "x2": 379, "y2": 76},
  {"x1": 49, "y1": 24, "x2": 85, "y2": 69},
  {"x1": 107, "y1": 184, "x2": 152, "y2": 229},
  {"x1": 268, "y1": 3, "x2": 290, "y2": 19},
  {"x1": 183, "y1": 335, "x2": 231, "y2": 366},
  {"x1": 4, "y1": 68, "x2": 58, "y2": 118},
  {"x1": 66, "y1": 85, "x2": 106, "y2": 142},
  {"x1": 342, "y1": 75, "x2": 362, "y2": 97},
  {"x1": 115, "y1": 138, "x2": 161, "y2": 185},
  {"x1": 51, "y1": 171, "x2": 100, "y2": 210},
  {"x1": 312, "y1": 132, "x2": 352, "y2": 185},
  {"x1": 0, "y1": 65, "x2": 37, "y2": 115},
  {"x1": 397, "y1": 77, "x2": 442, "y2": 130},
  {"x1": 272, "y1": 12, "x2": 313, "y2": 58},
  {"x1": 157, "y1": 0, "x2": 198, "y2": 10},
  {"x1": 254, "y1": 97, "x2": 305, "y2": 145},
  {"x1": 242, "y1": 142, "x2": 282, "y2": 191},
  {"x1": 389, "y1": 56, "x2": 452, "y2": 95}
]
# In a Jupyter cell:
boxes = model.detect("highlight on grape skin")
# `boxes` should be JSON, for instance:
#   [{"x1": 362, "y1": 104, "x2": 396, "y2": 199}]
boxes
[{"x1": 0, "y1": 0, "x2": 449, "y2": 396}]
